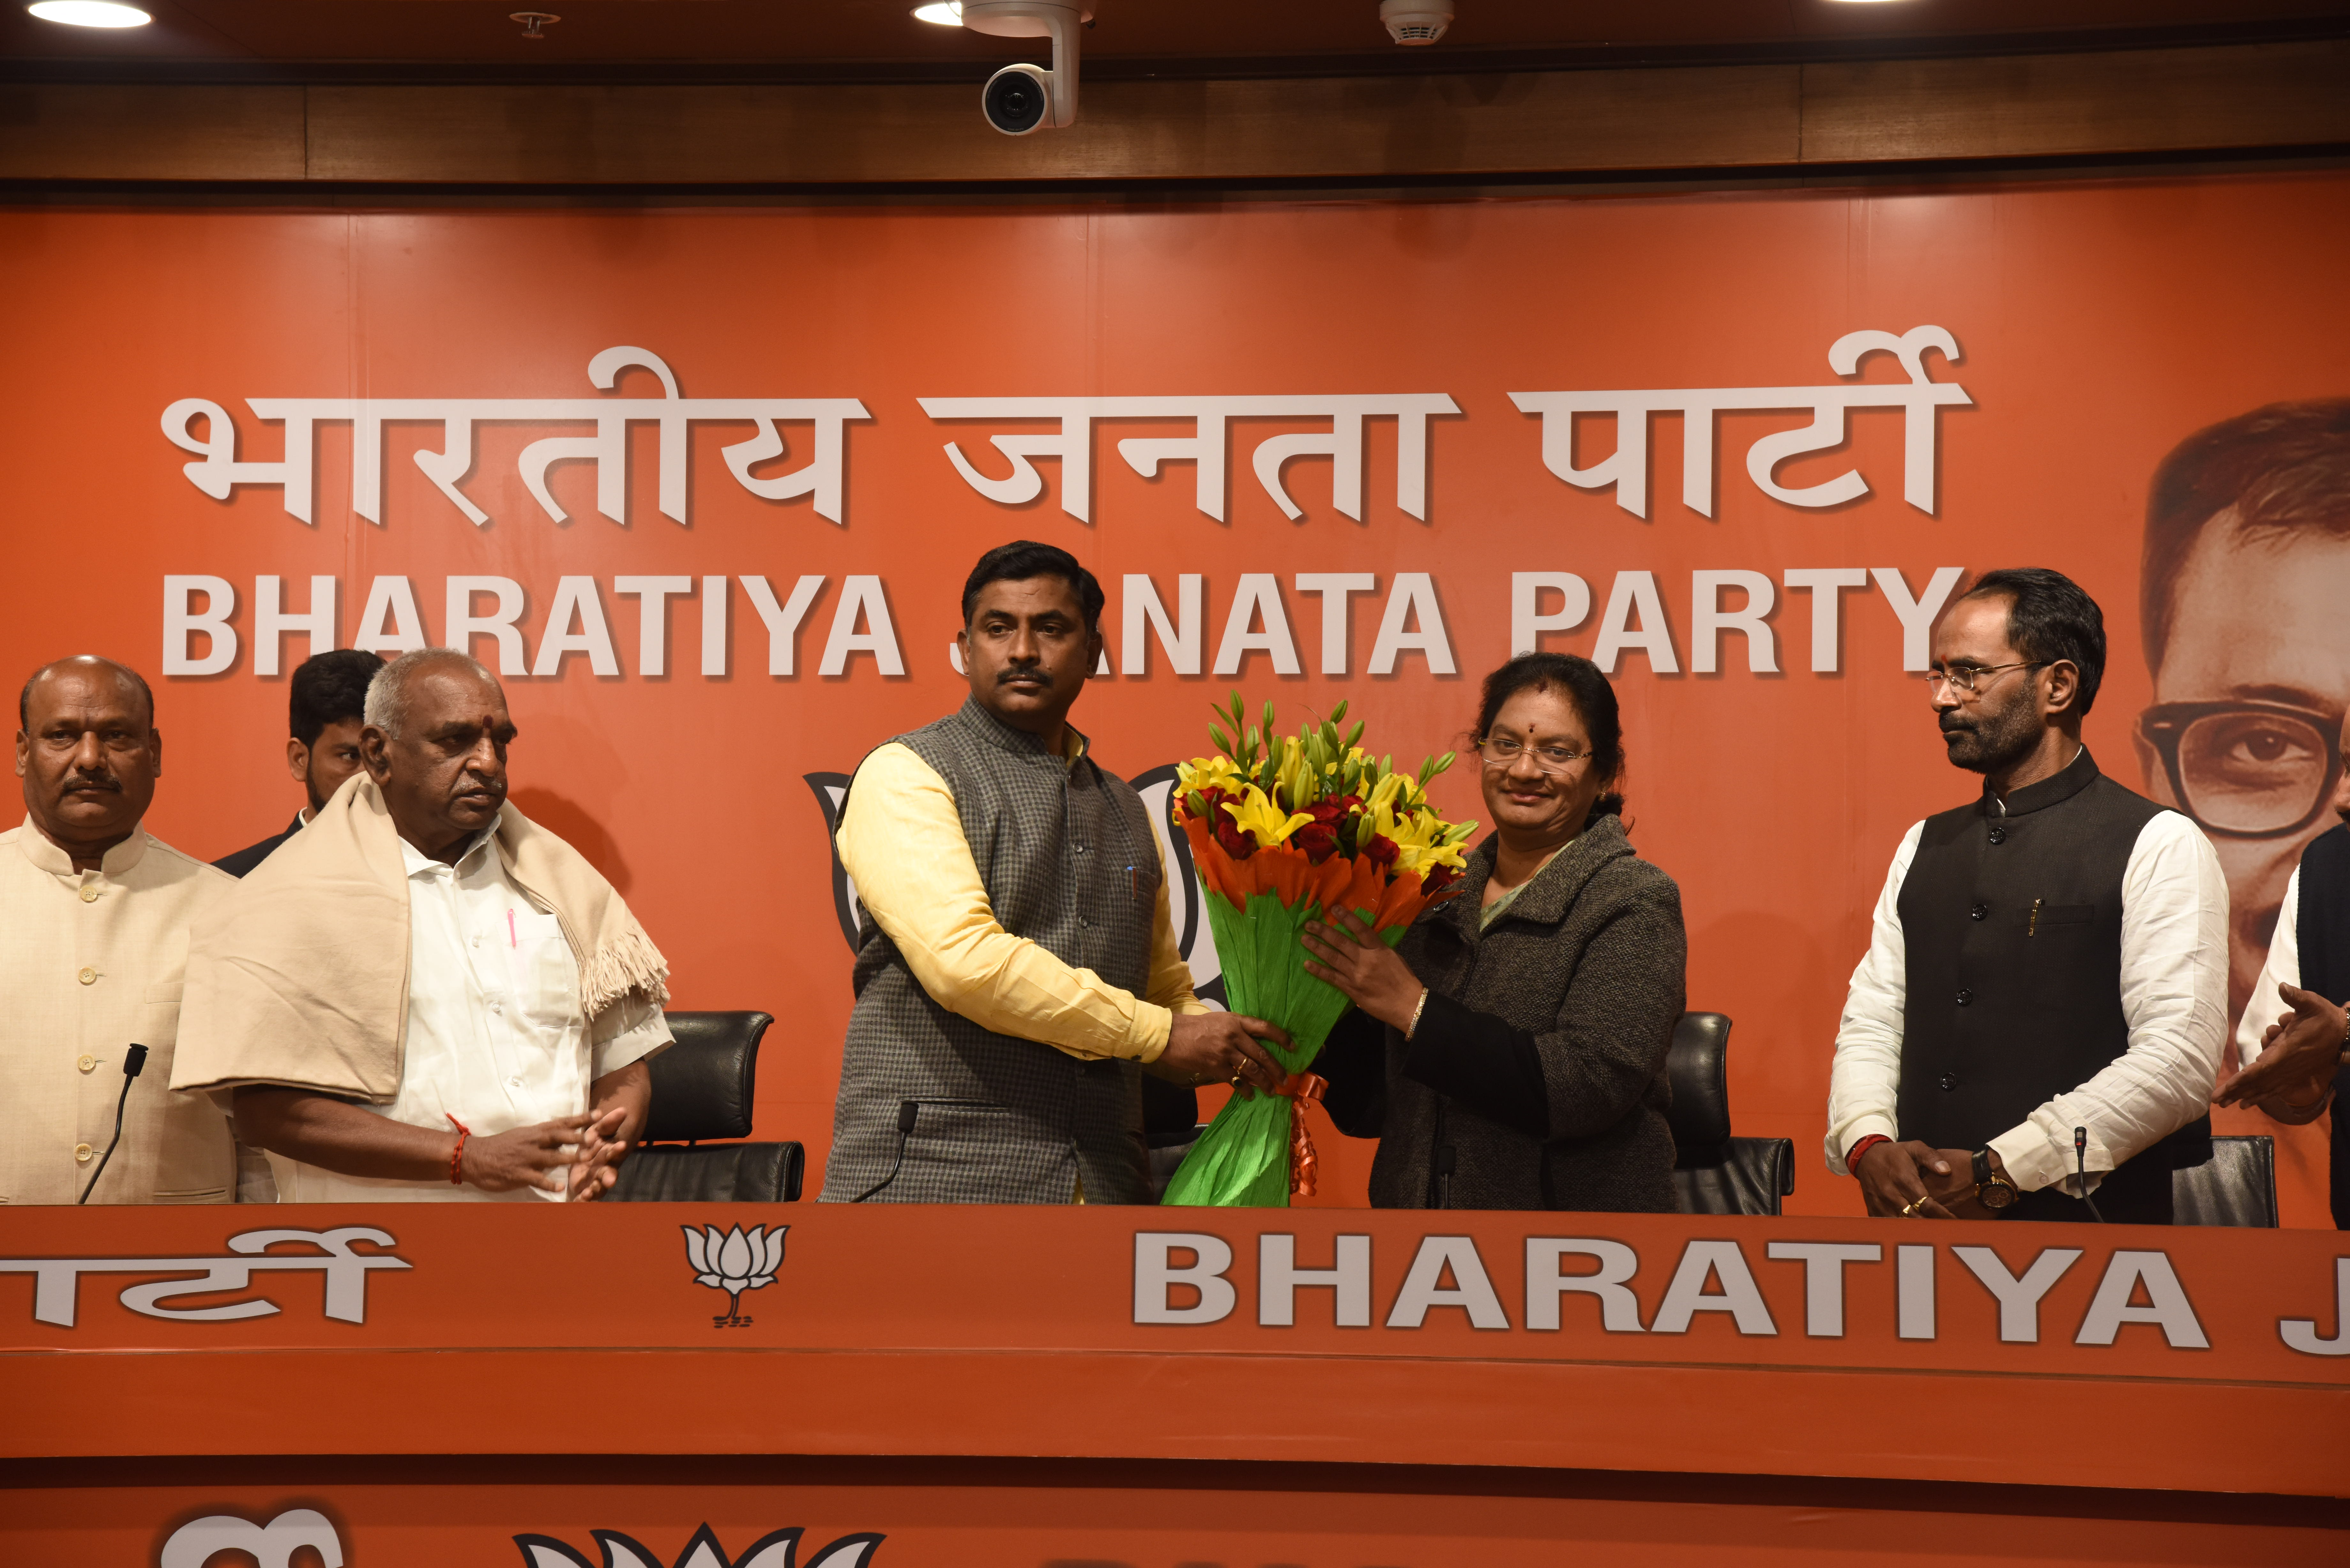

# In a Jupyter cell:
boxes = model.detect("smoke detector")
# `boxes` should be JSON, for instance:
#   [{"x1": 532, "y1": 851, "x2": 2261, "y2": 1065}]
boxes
[{"x1": 1379, "y1": 0, "x2": 1451, "y2": 45}]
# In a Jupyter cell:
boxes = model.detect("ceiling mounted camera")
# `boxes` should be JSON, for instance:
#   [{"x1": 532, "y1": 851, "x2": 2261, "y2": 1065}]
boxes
[
  {"x1": 1379, "y1": 0, "x2": 1452, "y2": 45},
  {"x1": 959, "y1": 1, "x2": 1091, "y2": 134}
]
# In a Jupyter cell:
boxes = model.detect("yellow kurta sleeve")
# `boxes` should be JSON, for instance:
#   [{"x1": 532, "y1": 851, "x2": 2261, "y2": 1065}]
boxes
[{"x1": 838, "y1": 742, "x2": 1193, "y2": 1064}]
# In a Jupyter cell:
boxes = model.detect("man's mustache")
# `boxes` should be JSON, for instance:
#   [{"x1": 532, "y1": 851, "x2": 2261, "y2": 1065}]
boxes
[
  {"x1": 997, "y1": 668, "x2": 1052, "y2": 686},
  {"x1": 62, "y1": 772, "x2": 121, "y2": 792},
  {"x1": 1938, "y1": 716, "x2": 1975, "y2": 736}
]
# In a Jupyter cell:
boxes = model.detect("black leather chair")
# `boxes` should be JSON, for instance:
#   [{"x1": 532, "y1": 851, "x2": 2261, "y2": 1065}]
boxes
[
  {"x1": 1666, "y1": 1011, "x2": 1796, "y2": 1216},
  {"x1": 2172, "y1": 1134, "x2": 2278, "y2": 1227},
  {"x1": 608, "y1": 1011, "x2": 804, "y2": 1202}
]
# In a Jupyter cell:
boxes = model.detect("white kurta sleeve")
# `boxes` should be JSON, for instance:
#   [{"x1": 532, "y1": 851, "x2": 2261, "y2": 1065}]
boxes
[
  {"x1": 1986, "y1": 811, "x2": 2230, "y2": 1193},
  {"x1": 2233, "y1": 864, "x2": 2300, "y2": 1075},
  {"x1": 591, "y1": 996, "x2": 673, "y2": 1079},
  {"x1": 1825, "y1": 821, "x2": 1924, "y2": 1173}
]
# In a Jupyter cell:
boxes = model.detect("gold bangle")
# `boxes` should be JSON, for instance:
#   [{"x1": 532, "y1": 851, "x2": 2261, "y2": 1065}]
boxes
[{"x1": 1404, "y1": 987, "x2": 1430, "y2": 1041}]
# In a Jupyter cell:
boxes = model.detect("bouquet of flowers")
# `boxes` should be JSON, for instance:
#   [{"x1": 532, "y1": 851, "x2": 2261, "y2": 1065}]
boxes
[{"x1": 1162, "y1": 693, "x2": 1476, "y2": 1207}]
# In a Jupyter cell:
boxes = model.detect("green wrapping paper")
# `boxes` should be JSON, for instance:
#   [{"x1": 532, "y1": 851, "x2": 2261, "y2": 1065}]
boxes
[{"x1": 1160, "y1": 888, "x2": 1405, "y2": 1208}]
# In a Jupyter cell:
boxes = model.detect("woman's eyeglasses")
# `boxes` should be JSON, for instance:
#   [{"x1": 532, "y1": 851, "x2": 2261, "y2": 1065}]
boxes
[
  {"x1": 2137, "y1": 700, "x2": 2344, "y2": 839},
  {"x1": 1476, "y1": 736, "x2": 1591, "y2": 775}
]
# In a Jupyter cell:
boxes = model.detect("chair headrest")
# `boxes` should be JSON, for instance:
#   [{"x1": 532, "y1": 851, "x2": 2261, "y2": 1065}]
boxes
[
  {"x1": 641, "y1": 1010, "x2": 775, "y2": 1142},
  {"x1": 1664, "y1": 1011, "x2": 1732, "y2": 1156}
]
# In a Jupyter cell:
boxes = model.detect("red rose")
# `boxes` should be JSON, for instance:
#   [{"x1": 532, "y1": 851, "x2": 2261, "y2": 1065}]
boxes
[
  {"x1": 1213, "y1": 815, "x2": 1258, "y2": 861},
  {"x1": 1422, "y1": 862, "x2": 1460, "y2": 893},
  {"x1": 1294, "y1": 821, "x2": 1339, "y2": 863},
  {"x1": 1361, "y1": 833, "x2": 1399, "y2": 868}
]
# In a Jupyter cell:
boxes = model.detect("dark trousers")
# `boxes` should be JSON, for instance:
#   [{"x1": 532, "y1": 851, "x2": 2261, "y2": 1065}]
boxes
[{"x1": 2007, "y1": 1149, "x2": 2172, "y2": 1225}]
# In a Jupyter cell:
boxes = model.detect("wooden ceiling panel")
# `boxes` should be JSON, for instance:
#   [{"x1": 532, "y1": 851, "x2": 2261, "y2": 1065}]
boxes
[{"x1": 4, "y1": 0, "x2": 2347, "y2": 71}]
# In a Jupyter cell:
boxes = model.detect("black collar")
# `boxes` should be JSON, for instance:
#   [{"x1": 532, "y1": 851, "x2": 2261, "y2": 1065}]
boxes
[{"x1": 1980, "y1": 745, "x2": 2100, "y2": 818}]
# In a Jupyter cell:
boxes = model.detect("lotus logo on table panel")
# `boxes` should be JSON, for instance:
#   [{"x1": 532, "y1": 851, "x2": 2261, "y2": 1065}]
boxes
[
  {"x1": 683, "y1": 1223, "x2": 785, "y2": 1327},
  {"x1": 155, "y1": 1511, "x2": 886, "y2": 1568},
  {"x1": 803, "y1": 763, "x2": 1226, "y2": 1006},
  {"x1": 519, "y1": 1523, "x2": 886, "y2": 1568}
]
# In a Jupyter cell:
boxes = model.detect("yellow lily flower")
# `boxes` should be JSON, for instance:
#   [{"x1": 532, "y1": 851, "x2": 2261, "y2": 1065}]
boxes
[
  {"x1": 1397, "y1": 838, "x2": 1469, "y2": 878},
  {"x1": 1372, "y1": 799, "x2": 1444, "y2": 852},
  {"x1": 1222, "y1": 783, "x2": 1315, "y2": 848},
  {"x1": 1179, "y1": 755, "x2": 1244, "y2": 797}
]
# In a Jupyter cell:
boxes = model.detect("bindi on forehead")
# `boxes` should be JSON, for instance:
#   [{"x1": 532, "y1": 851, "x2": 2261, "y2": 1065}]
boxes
[{"x1": 1494, "y1": 689, "x2": 1588, "y2": 743}]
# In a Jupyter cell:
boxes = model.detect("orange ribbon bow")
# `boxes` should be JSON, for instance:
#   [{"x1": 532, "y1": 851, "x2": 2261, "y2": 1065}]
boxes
[{"x1": 1272, "y1": 1071, "x2": 1329, "y2": 1199}]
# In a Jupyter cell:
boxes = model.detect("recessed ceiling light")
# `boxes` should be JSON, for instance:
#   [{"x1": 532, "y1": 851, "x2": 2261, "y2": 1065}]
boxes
[
  {"x1": 27, "y1": 1, "x2": 152, "y2": 26},
  {"x1": 913, "y1": 3, "x2": 964, "y2": 25}
]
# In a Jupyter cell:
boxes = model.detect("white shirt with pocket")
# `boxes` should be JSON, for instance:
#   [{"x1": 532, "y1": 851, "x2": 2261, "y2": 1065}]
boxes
[{"x1": 267, "y1": 826, "x2": 668, "y2": 1202}]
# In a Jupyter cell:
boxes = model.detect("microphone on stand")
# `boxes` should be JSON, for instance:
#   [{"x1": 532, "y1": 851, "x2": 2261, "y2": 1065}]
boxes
[
  {"x1": 78, "y1": 1043, "x2": 148, "y2": 1205},
  {"x1": 2073, "y1": 1126, "x2": 2105, "y2": 1224}
]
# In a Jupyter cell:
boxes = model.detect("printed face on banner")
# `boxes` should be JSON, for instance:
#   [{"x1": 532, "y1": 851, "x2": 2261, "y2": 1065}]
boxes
[
  {"x1": 2130, "y1": 415, "x2": 2350, "y2": 1017},
  {"x1": 3, "y1": 178, "x2": 2346, "y2": 1219}
]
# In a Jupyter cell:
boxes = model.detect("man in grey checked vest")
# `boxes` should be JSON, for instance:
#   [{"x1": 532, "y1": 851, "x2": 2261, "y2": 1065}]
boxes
[{"x1": 822, "y1": 541, "x2": 1288, "y2": 1204}]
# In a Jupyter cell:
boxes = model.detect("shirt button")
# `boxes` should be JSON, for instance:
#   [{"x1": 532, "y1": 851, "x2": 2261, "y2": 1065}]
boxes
[
  {"x1": 1988, "y1": 827, "x2": 2007, "y2": 845},
  {"x1": 1955, "y1": 989, "x2": 1972, "y2": 1006},
  {"x1": 1078, "y1": 916, "x2": 1090, "y2": 929},
  {"x1": 1970, "y1": 904, "x2": 1987, "y2": 921},
  {"x1": 79, "y1": 886, "x2": 99, "y2": 904},
  {"x1": 76, "y1": 1054, "x2": 96, "y2": 1074},
  {"x1": 76, "y1": 966, "x2": 96, "y2": 986},
  {"x1": 1939, "y1": 1072, "x2": 1959, "y2": 1092},
  {"x1": 73, "y1": 1142, "x2": 94, "y2": 1163}
]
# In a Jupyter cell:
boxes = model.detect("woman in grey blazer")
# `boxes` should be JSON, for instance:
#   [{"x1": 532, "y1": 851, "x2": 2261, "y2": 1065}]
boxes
[{"x1": 1304, "y1": 652, "x2": 1686, "y2": 1210}]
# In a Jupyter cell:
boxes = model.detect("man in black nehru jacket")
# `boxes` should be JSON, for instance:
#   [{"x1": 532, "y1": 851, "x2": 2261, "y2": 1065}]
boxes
[
  {"x1": 215, "y1": 648, "x2": 385, "y2": 878},
  {"x1": 1827, "y1": 568, "x2": 2229, "y2": 1223}
]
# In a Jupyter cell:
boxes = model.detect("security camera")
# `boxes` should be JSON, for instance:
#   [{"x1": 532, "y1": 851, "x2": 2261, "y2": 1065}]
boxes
[
  {"x1": 960, "y1": 1, "x2": 1088, "y2": 134},
  {"x1": 982, "y1": 63, "x2": 1056, "y2": 135},
  {"x1": 1379, "y1": 0, "x2": 1452, "y2": 45}
]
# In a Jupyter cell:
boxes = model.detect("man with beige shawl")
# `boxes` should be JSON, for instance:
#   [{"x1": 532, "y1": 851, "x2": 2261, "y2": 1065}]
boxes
[{"x1": 172, "y1": 650, "x2": 671, "y2": 1202}]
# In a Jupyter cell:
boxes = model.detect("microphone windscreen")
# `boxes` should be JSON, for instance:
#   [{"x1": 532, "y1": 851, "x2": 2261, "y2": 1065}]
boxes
[{"x1": 123, "y1": 1043, "x2": 149, "y2": 1078}]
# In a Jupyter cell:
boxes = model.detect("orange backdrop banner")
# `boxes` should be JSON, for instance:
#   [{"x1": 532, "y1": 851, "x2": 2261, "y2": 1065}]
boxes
[{"x1": 2, "y1": 171, "x2": 2346, "y2": 1217}]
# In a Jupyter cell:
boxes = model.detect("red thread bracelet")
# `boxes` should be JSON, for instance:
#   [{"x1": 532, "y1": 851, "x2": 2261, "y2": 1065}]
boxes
[
  {"x1": 1846, "y1": 1134, "x2": 1891, "y2": 1175},
  {"x1": 446, "y1": 1113, "x2": 472, "y2": 1186}
]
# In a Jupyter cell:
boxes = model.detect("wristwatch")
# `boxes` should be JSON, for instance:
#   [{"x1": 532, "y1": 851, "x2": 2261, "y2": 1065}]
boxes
[{"x1": 1972, "y1": 1148, "x2": 2019, "y2": 1211}]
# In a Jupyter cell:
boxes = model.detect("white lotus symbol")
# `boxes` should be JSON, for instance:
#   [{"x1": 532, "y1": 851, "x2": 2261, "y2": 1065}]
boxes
[{"x1": 683, "y1": 1223, "x2": 785, "y2": 1319}]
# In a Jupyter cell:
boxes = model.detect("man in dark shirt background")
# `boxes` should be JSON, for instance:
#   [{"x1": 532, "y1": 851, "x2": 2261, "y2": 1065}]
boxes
[{"x1": 215, "y1": 648, "x2": 385, "y2": 878}]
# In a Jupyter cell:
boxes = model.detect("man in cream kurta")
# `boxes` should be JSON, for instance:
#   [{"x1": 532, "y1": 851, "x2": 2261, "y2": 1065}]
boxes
[
  {"x1": 176, "y1": 650, "x2": 673, "y2": 1202},
  {"x1": 2, "y1": 656, "x2": 237, "y2": 1205},
  {"x1": 263, "y1": 822, "x2": 669, "y2": 1202}
]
